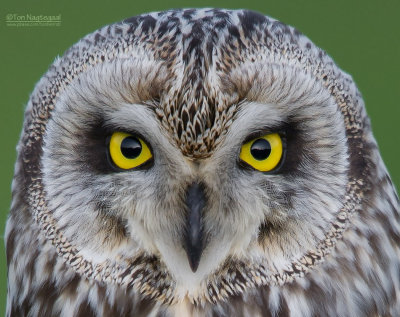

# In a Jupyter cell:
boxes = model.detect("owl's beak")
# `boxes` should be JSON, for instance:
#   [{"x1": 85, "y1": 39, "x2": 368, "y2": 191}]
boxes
[{"x1": 183, "y1": 182, "x2": 206, "y2": 273}]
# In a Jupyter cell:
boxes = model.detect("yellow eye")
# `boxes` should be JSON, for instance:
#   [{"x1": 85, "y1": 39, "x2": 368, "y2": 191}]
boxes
[
  {"x1": 109, "y1": 132, "x2": 152, "y2": 170},
  {"x1": 239, "y1": 133, "x2": 283, "y2": 172}
]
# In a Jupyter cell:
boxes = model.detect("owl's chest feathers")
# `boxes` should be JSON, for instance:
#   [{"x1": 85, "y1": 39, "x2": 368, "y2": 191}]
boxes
[
  {"x1": 7, "y1": 172, "x2": 400, "y2": 317},
  {"x1": 10, "y1": 222, "x2": 399, "y2": 317}
]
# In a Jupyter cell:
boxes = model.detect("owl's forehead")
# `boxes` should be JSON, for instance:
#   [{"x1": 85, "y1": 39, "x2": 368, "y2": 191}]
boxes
[
  {"x1": 50, "y1": 9, "x2": 323, "y2": 158},
  {"x1": 117, "y1": 9, "x2": 276, "y2": 158}
]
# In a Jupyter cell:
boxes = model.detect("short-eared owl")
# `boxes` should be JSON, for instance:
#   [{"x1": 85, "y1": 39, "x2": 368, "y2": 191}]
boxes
[{"x1": 6, "y1": 8, "x2": 400, "y2": 317}]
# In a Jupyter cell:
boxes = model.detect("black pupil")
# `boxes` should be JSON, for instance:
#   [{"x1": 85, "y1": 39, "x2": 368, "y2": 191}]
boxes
[
  {"x1": 120, "y1": 137, "x2": 142, "y2": 159},
  {"x1": 250, "y1": 139, "x2": 271, "y2": 161}
]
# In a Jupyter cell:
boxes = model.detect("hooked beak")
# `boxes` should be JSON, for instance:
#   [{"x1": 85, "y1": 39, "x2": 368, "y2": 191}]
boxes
[{"x1": 183, "y1": 182, "x2": 206, "y2": 273}]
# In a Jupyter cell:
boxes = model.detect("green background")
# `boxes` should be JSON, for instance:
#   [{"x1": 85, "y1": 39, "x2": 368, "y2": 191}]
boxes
[{"x1": 1, "y1": 0, "x2": 399, "y2": 314}]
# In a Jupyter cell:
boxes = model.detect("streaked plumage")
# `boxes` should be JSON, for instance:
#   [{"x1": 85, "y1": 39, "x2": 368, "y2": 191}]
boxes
[{"x1": 6, "y1": 8, "x2": 400, "y2": 317}]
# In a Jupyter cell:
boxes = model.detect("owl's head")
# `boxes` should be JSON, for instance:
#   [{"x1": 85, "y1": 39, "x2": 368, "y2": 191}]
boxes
[{"x1": 19, "y1": 9, "x2": 374, "y2": 303}]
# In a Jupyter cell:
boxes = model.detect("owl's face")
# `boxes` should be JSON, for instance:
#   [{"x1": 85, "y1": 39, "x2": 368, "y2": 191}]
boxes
[{"x1": 40, "y1": 10, "x2": 349, "y2": 298}]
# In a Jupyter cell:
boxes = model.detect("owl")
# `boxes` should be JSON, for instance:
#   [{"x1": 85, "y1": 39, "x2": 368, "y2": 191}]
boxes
[{"x1": 5, "y1": 8, "x2": 400, "y2": 317}]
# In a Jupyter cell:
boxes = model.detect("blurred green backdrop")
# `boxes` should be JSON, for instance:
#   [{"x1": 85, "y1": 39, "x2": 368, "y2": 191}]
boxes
[{"x1": 1, "y1": 0, "x2": 399, "y2": 314}]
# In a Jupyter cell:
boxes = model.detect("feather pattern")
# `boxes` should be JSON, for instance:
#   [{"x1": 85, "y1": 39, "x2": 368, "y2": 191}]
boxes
[{"x1": 6, "y1": 8, "x2": 400, "y2": 317}]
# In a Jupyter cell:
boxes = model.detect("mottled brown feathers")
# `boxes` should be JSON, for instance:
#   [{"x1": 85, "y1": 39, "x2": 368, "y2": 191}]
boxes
[{"x1": 6, "y1": 8, "x2": 400, "y2": 317}]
